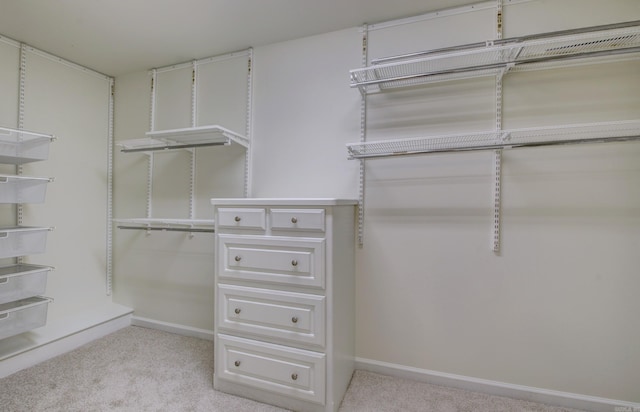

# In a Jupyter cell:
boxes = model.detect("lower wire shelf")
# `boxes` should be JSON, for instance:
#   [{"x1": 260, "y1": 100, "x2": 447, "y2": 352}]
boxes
[
  {"x1": 346, "y1": 119, "x2": 640, "y2": 159},
  {"x1": 113, "y1": 218, "x2": 215, "y2": 233}
]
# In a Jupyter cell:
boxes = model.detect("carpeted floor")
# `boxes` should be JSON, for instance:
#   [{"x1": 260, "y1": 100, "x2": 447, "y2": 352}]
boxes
[{"x1": 0, "y1": 326, "x2": 584, "y2": 412}]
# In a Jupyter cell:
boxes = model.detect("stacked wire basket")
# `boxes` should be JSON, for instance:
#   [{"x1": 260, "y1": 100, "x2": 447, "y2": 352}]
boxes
[{"x1": 0, "y1": 126, "x2": 54, "y2": 340}]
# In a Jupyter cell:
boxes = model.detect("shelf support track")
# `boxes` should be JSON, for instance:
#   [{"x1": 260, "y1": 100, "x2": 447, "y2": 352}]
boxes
[
  {"x1": 146, "y1": 153, "x2": 154, "y2": 222},
  {"x1": 106, "y1": 78, "x2": 115, "y2": 295},
  {"x1": 357, "y1": 25, "x2": 368, "y2": 246},
  {"x1": 189, "y1": 60, "x2": 198, "y2": 238},
  {"x1": 492, "y1": 0, "x2": 504, "y2": 254},
  {"x1": 16, "y1": 44, "x2": 28, "y2": 265},
  {"x1": 242, "y1": 49, "x2": 254, "y2": 198},
  {"x1": 146, "y1": 69, "x2": 157, "y2": 225}
]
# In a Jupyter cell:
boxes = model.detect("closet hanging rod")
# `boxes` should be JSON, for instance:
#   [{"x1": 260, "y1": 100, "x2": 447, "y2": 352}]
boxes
[
  {"x1": 370, "y1": 19, "x2": 640, "y2": 65},
  {"x1": 352, "y1": 46, "x2": 640, "y2": 88},
  {"x1": 120, "y1": 141, "x2": 228, "y2": 153},
  {"x1": 117, "y1": 225, "x2": 215, "y2": 233}
]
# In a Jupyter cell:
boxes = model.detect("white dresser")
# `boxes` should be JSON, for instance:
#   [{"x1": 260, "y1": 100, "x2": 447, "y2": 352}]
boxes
[{"x1": 211, "y1": 198, "x2": 357, "y2": 412}]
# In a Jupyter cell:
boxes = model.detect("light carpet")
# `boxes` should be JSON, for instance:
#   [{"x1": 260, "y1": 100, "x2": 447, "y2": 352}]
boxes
[{"x1": 0, "y1": 326, "x2": 584, "y2": 412}]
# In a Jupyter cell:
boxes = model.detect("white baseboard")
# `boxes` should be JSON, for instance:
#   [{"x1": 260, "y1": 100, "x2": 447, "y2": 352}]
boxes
[
  {"x1": 355, "y1": 357, "x2": 640, "y2": 412},
  {"x1": 1, "y1": 308, "x2": 132, "y2": 379},
  {"x1": 131, "y1": 316, "x2": 214, "y2": 341}
]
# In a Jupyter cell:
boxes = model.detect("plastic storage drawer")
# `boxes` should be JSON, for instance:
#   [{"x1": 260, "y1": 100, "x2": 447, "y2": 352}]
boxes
[
  {"x1": 0, "y1": 175, "x2": 51, "y2": 204},
  {"x1": 0, "y1": 227, "x2": 51, "y2": 259},
  {"x1": 0, "y1": 296, "x2": 51, "y2": 340},
  {"x1": 0, "y1": 127, "x2": 53, "y2": 164},
  {"x1": 0, "y1": 264, "x2": 52, "y2": 304}
]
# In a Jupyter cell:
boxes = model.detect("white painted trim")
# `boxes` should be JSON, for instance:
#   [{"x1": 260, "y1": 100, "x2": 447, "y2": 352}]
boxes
[
  {"x1": 367, "y1": 1, "x2": 496, "y2": 31},
  {"x1": 153, "y1": 61, "x2": 193, "y2": 74},
  {"x1": 0, "y1": 34, "x2": 20, "y2": 48},
  {"x1": 23, "y1": 45, "x2": 111, "y2": 81},
  {"x1": 196, "y1": 48, "x2": 252, "y2": 66},
  {"x1": 367, "y1": 0, "x2": 536, "y2": 32},
  {"x1": 131, "y1": 316, "x2": 214, "y2": 341},
  {"x1": 0, "y1": 313, "x2": 131, "y2": 379},
  {"x1": 504, "y1": 0, "x2": 536, "y2": 6},
  {"x1": 355, "y1": 357, "x2": 640, "y2": 412},
  {"x1": 152, "y1": 48, "x2": 252, "y2": 74}
]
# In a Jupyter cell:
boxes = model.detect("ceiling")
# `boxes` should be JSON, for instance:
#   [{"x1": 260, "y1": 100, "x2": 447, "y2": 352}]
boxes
[{"x1": 0, "y1": 0, "x2": 477, "y2": 77}]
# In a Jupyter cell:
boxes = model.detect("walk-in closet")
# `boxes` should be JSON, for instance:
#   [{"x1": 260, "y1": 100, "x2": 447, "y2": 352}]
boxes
[{"x1": 0, "y1": 1, "x2": 638, "y2": 411}]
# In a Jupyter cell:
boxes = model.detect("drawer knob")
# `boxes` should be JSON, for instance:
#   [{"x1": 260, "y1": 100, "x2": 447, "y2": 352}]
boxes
[
  {"x1": 291, "y1": 316, "x2": 298, "y2": 324},
  {"x1": 234, "y1": 360, "x2": 241, "y2": 367},
  {"x1": 291, "y1": 373, "x2": 298, "y2": 381},
  {"x1": 234, "y1": 216, "x2": 241, "y2": 222},
  {"x1": 291, "y1": 217, "x2": 298, "y2": 224},
  {"x1": 234, "y1": 255, "x2": 242, "y2": 262},
  {"x1": 291, "y1": 259, "x2": 298, "y2": 267},
  {"x1": 234, "y1": 308, "x2": 241, "y2": 315}
]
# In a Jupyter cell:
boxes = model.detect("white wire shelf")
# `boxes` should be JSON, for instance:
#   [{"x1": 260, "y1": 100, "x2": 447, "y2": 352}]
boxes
[
  {"x1": 346, "y1": 120, "x2": 640, "y2": 159},
  {"x1": 117, "y1": 125, "x2": 249, "y2": 153},
  {"x1": 113, "y1": 218, "x2": 215, "y2": 233},
  {"x1": 350, "y1": 20, "x2": 640, "y2": 93}
]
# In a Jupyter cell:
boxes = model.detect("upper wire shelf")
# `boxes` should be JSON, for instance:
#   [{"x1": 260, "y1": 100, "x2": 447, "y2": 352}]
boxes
[
  {"x1": 347, "y1": 120, "x2": 640, "y2": 159},
  {"x1": 350, "y1": 20, "x2": 640, "y2": 93},
  {"x1": 117, "y1": 125, "x2": 249, "y2": 153}
]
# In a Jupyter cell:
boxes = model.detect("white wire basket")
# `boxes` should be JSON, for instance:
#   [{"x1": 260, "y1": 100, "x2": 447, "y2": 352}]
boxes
[
  {"x1": 0, "y1": 296, "x2": 51, "y2": 340},
  {"x1": 0, "y1": 175, "x2": 52, "y2": 204},
  {"x1": 0, "y1": 227, "x2": 52, "y2": 259},
  {"x1": 0, "y1": 264, "x2": 52, "y2": 304},
  {"x1": 0, "y1": 127, "x2": 55, "y2": 164}
]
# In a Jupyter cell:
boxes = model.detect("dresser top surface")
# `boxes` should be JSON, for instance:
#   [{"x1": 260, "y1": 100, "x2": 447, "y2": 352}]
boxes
[{"x1": 210, "y1": 198, "x2": 358, "y2": 207}]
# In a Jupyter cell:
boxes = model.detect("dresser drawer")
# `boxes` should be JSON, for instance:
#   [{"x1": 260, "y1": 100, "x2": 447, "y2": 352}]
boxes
[
  {"x1": 217, "y1": 208, "x2": 266, "y2": 230},
  {"x1": 218, "y1": 284, "x2": 325, "y2": 347},
  {"x1": 217, "y1": 334, "x2": 325, "y2": 405},
  {"x1": 218, "y1": 235, "x2": 325, "y2": 289},
  {"x1": 270, "y1": 208, "x2": 325, "y2": 232}
]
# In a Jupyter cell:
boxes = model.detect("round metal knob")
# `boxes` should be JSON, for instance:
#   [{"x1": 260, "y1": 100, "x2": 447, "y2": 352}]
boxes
[
  {"x1": 234, "y1": 255, "x2": 241, "y2": 262},
  {"x1": 234, "y1": 308, "x2": 241, "y2": 315},
  {"x1": 291, "y1": 217, "x2": 298, "y2": 224},
  {"x1": 291, "y1": 259, "x2": 298, "y2": 267},
  {"x1": 291, "y1": 316, "x2": 298, "y2": 324},
  {"x1": 291, "y1": 373, "x2": 298, "y2": 381},
  {"x1": 234, "y1": 216, "x2": 241, "y2": 222},
  {"x1": 234, "y1": 360, "x2": 241, "y2": 367}
]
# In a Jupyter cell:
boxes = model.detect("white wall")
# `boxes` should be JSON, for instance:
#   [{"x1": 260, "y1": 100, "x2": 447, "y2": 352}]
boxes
[
  {"x1": 251, "y1": 28, "x2": 361, "y2": 198},
  {"x1": 0, "y1": 40, "x2": 114, "y2": 333},
  {"x1": 112, "y1": 0, "x2": 640, "y2": 403},
  {"x1": 112, "y1": 55, "x2": 249, "y2": 330}
]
